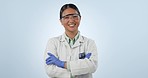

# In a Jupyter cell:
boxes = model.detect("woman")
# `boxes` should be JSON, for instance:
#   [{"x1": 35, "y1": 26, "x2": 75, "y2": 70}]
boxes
[{"x1": 44, "y1": 3, "x2": 98, "y2": 78}]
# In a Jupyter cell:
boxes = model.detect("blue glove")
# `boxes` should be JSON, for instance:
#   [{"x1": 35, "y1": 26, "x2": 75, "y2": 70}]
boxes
[
  {"x1": 85, "y1": 53, "x2": 92, "y2": 59},
  {"x1": 46, "y1": 53, "x2": 65, "y2": 68}
]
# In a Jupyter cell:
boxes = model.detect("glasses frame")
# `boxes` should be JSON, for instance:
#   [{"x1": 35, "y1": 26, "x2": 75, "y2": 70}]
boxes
[{"x1": 61, "y1": 13, "x2": 80, "y2": 21}]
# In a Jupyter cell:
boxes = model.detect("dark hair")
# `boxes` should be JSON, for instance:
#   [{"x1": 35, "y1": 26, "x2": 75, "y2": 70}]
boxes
[{"x1": 60, "y1": 3, "x2": 81, "y2": 19}]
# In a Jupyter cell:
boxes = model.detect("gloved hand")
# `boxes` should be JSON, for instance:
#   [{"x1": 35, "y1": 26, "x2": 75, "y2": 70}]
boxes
[
  {"x1": 85, "y1": 53, "x2": 92, "y2": 59},
  {"x1": 46, "y1": 53, "x2": 65, "y2": 68}
]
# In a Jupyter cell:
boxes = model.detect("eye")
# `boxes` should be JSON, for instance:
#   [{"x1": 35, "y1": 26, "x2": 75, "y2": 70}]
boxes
[
  {"x1": 73, "y1": 15, "x2": 78, "y2": 18},
  {"x1": 63, "y1": 16, "x2": 69, "y2": 20},
  {"x1": 73, "y1": 15, "x2": 79, "y2": 19}
]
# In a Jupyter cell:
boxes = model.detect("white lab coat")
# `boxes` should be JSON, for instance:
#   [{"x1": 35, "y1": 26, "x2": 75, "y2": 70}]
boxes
[{"x1": 44, "y1": 33, "x2": 98, "y2": 78}]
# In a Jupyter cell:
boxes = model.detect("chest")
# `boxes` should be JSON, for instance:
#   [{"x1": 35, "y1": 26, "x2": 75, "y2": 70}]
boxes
[{"x1": 56, "y1": 41, "x2": 88, "y2": 61}]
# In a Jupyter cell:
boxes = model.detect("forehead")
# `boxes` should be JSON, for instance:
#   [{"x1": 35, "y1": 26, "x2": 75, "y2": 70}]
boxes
[{"x1": 62, "y1": 8, "x2": 78, "y2": 16}]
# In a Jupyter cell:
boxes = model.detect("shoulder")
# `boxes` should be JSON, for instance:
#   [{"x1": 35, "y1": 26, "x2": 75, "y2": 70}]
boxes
[
  {"x1": 80, "y1": 35, "x2": 97, "y2": 49},
  {"x1": 47, "y1": 35, "x2": 62, "y2": 44},
  {"x1": 81, "y1": 35, "x2": 95, "y2": 43}
]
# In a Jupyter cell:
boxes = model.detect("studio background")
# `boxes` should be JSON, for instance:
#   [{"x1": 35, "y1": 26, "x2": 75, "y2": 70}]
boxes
[{"x1": 0, "y1": 0, "x2": 148, "y2": 78}]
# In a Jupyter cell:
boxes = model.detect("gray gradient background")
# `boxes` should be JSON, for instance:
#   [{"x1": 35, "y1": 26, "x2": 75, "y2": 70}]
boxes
[{"x1": 0, "y1": 0, "x2": 148, "y2": 78}]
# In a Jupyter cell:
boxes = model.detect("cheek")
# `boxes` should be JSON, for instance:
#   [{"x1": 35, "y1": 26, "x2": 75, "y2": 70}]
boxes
[
  {"x1": 76, "y1": 21, "x2": 80, "y2": 25},
  {"x1": 62, "y1": 23, "x2": 68, "y2": 27},
  {"x1": 76, "y1": 19, "x2": 81, "y2": 23},
  {"x1": 61, "y1": 21, "x2": 66, "y2": 26},
  {"x1": 62, "y1": 22, "x2": 68, "y2": 28}
]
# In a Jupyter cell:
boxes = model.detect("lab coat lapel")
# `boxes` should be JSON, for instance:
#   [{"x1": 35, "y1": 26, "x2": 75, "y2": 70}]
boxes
[
  {"x1": 72, "y1": 35, "x2": 84, "y2": 48},
  {"x1": 60, "y1": 34, "x2": 70, "y2": 47}
]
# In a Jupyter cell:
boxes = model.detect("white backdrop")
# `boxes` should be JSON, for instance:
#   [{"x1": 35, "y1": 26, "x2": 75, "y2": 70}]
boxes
[{"x1": 0, "y1": 0, "x2": 148, "y2": 78}]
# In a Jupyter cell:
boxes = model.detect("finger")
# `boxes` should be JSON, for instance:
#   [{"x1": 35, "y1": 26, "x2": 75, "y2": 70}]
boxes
[
  {"x1": 46, "y1": 56, "x2": 53, "y2": 61},
  {"x1": 85, "y1": 53, "x2": 92, "y2": 59},
  {"x1": 46, "y1": 60, "x2": 52, "y2": 65},
  {"x1": 47, "y1": 53, "x2": 53, "y2": 56},
  {"x1": 86, "y1": 53, "x2": 91, "y2": 57},
  {"x1": 46, "y1": 57, "x2": 49, "y2": 61},
  {"x1": 46, "y1": 60, "x2": 54, "y2": 65},
  {"x1": 87, "y1": 53, "x2": 92, "y2": 56}
]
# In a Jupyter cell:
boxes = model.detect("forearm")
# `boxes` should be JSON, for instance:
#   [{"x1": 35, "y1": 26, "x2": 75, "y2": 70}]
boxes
[
  {"x1": 45, "y1": 64, "x2": 70, "y2": 77},
  {"x1": 67, "y1": 58, "x2": 97, "y2": 76}
]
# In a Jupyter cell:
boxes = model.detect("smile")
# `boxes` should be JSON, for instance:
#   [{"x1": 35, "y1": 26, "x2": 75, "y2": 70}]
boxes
[{"x1": 68, "y1": 23, "x2": 76, "y2": 27}]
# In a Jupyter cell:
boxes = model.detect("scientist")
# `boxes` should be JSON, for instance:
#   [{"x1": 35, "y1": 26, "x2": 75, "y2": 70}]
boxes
[{"x1": 44, "y1": 3, "x2": 98, "y2": 78}]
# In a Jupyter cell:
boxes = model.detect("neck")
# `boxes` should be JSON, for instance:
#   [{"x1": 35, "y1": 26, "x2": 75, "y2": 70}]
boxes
[{"x1": 65, "y1": 31, "x2": 78, "y2": 39}]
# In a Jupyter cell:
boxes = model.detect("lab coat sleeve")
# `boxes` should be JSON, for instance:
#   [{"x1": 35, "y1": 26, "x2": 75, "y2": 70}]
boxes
[
  {"x1": 44, "y1": 38, "x2": 71, "y2": 78},
  {"x1": 69, "y1": 40, "x2": 98, "y2": 76}
]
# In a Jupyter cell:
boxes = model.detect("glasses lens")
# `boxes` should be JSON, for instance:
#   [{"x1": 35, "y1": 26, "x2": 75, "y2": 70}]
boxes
[{"x1": 62, "y1": 14, "x2": 79, "y2": 20}]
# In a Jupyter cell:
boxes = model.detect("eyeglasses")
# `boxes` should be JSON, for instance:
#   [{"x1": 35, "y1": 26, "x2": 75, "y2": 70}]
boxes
[{"x1": 61, "y1": 14, "x2": 80, "y2": 21}]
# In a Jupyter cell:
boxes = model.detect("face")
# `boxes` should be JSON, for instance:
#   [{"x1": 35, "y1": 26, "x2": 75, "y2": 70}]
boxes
[{"x1": 60, "y1": 8, "x2": 81, "y2": 33}]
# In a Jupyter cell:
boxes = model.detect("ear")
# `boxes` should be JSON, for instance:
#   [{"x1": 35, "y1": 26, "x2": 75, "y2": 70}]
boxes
[
  {"x1": 59, "y1": 19, "x2": 63, "y2": 25},
  {"x1": 78, "y1": 17, "x2": 81, "y2": 22},
  {"x1": 80, "y1": 16, "x2": 81, "y2": 20}
]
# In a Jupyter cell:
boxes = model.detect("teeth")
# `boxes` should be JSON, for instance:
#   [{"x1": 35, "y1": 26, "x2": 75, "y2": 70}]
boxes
[{"x1": 69, "y1": 24, "x2": 75, "y2": 27}]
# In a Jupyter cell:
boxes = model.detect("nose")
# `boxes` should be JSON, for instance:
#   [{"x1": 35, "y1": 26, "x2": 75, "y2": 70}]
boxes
[{"x1": 68, "y1": 16, "x2": 75, "y2": 22}]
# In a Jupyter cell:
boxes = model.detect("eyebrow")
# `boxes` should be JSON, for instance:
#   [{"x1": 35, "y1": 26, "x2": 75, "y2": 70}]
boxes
[{"x1": 62, "y1": 13, "x2": 79, "y2": 17}]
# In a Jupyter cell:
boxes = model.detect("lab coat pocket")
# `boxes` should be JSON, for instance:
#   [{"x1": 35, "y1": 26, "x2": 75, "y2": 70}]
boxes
[{"x1": 79, "y1": 52, "x2": 85, "y2": 59}]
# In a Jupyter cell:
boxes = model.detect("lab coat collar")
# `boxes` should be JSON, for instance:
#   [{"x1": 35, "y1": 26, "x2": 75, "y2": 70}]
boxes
[
  {"x1": 60, "y1": 32, "x2": 85, "y2": 43},
  {"x1": 72, "y1": 35, "x2": 85, "y2": 48},
  {"x1": 60, "y1": 33, "x2": 66, "y2": 42}
]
